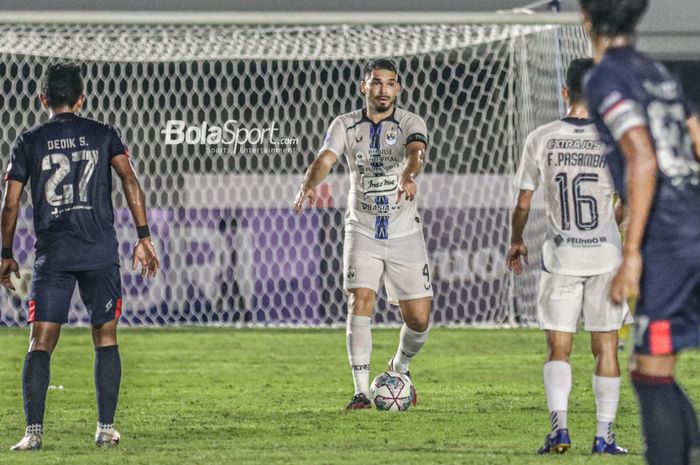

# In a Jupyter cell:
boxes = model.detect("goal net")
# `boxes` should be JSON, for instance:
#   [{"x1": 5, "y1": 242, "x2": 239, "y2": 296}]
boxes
[{"x1": 0, "y1": 16, "x2": 589, "y2": 326}]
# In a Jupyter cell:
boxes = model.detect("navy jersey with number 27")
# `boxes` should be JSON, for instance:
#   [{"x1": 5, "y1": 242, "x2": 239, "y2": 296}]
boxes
[
  {"x1": 586, "y1": 47, "x2": 700, "y2": 355},
  {"x1": 5, "y1": 112, "x2": 127, "y2": 270},
  {"x1": 585, "y1": 46, "x2": 700, "y2": 244}
]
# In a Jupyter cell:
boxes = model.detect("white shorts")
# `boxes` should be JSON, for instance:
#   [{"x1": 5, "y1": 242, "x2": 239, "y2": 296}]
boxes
[
  {"x1": 343, "y1": 230, "x2": 433, "y2": 304},
  {"x1": 537, "y1": 270, "x2": 632, "y2": 333}
]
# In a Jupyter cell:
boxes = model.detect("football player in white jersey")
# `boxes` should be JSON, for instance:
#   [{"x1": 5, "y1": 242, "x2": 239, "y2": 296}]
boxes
[
  {"x1": 507, "y1": 58, "x2": 630, "y2": 455},
  {"x1": 293, "y1": 59, "x2": 432, "y2": 409}
]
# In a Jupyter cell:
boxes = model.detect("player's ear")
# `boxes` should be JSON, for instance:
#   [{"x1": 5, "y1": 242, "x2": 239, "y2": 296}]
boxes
[
  {"x1": 360, "y1": 79, "x2": 368, "y2": 95},
  {"x1": 39, "y1": 94, "x2": 50, "y2": 109},
  {"x1": 580, "y1": 9, "x2": 592, "y2": 36},
  {"x1": 74, "y1": 94, "x2": 86, "y2": 111},
  {"x1": 562, "y1": 88, "x2": 570, "y2": 107}
]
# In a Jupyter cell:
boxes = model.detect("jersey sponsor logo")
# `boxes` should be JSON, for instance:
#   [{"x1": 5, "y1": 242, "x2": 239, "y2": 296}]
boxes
[
  {"x1": 545, "y1": 139, "x2": 602, "y2": 151},
  {"x1": 362, "y1": 174, "x2": 398, "y2": 196},
  {"x1": 385, "y1": 127, "x2": 397, "y2": 146},
  {"x1": 358, "y1": 201, "x2": 397, "y2": 214},
  {"x1": 346, "y1": 266, "x2": 356, "y2": 281}
]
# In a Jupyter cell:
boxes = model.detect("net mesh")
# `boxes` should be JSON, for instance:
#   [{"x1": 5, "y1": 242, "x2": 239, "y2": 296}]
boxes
[{"x1": 0, "y1": 22, "x2": 589, "y2": 326}]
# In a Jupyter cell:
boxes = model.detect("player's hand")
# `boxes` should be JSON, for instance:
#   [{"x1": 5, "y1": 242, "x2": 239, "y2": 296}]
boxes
[
  {"x1": 293, "y1": 184, "x2": 317, "y2": 214},
  {"x1": 0, "y1": 258, "x2": 20, "y2": 290},
  {"x1": 397, "y1": 174, "x2": 416, "y2": 203},
  {"x1": 132, "y1": 238, "x2": 160, "y2": 278},
  {"x1": 506, "y1": 242, "x2": 528, "y2": 274},
  {"x1": 610, "y1": 251, "x2": 642, "y2": 304}
]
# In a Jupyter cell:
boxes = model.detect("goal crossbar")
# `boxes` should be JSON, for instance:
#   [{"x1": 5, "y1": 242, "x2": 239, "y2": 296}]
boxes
[{"x1": 0, "y1": 10, "x2": 581, "y2": 26}]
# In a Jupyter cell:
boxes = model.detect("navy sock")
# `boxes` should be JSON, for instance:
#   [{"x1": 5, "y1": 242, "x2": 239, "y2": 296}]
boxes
[
  {"x1": 22, "y1": 350, "x2": 51, "y2": 427},
  {"x1": 673, "y1": 383, "x2": 700, "y2": 463},
  {"x1": 94, "y1": 345, "x2": 121, "y2": 425},
  {"x1": 632, "y1": 371, "x2": 687, "y2": 465}
]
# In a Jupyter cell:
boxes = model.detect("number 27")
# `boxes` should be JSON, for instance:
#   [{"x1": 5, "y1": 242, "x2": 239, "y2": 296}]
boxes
[{"x1": 41, "y1": 150, "x2": 98, "y2": 206}]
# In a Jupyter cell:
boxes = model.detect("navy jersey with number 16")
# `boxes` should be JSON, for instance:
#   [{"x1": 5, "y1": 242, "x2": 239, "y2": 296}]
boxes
[{"x1": 5, "y1": 112, "x2": 127, "y2": 270}]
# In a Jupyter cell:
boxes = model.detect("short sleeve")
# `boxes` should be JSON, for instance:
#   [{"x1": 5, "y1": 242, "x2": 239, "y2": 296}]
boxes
[
  {"x1": 585, "y1": 69, "x2": 647, "y2": 142},
  {"x1": 319, "y1": 117, "x2": 346, "y2": 157},
  {"x1": 107, "y1": 125, "x2": 128, "y2": 160},
  {"x1": 404, "y1": 114, "x2": 428, "y2": 148},
  {"x1": 513, "y1": 131, "x2": 540, "y2": 191},
  {"x1": 5, "y1": 134, "x2": 29, "y2": 184}
]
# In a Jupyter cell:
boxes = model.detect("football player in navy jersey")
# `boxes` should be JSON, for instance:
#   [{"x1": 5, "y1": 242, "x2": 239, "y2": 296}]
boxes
[
  {"x1": 1, "y1": 63, "x2": 160, "y2": 451},
  {"x1": 581, "y1": 1, "x2": 700, "y2": 464}
]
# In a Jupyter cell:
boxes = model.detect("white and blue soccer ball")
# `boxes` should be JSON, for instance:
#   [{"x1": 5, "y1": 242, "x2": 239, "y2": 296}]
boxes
[{"x1": 370, "y1": 371, "x2": 415, "y2": 411}]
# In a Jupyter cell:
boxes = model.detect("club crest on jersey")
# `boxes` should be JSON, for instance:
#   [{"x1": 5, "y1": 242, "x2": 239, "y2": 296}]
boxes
[{"x1": 385, "y1": 127, "x2": 397, "y2": 146}]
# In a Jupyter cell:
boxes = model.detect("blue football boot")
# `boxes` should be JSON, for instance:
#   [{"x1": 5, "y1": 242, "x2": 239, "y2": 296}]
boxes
[
  {"x1": 537, "y1": 428, "x2": 571, "y2": 454},
  {"x1": 592, "y1": 434, "x2": 628, "y2": 455}
]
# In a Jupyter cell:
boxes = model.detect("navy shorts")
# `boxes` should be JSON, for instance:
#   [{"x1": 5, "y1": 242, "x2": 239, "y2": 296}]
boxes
[
  {"x1": 634, "y1": 241, "x2": 700, "y2": 355},
  {"x1": 28, "y1": 263, "x2": 122, "y2": 325}
]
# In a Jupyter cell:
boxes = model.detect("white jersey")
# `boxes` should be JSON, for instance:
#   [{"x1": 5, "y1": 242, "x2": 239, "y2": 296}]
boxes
[
  {"x1": 514, "y1": 117, "x2": 622, "y2": 276},
  {"x1": 320, "y1": 108, "x2": 428, "y2": 240}
]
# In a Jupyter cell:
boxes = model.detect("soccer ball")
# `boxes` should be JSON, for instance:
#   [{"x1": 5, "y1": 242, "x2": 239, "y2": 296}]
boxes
[{"x1": 369, "y1": 371, "x2": 415, "y2": 411}]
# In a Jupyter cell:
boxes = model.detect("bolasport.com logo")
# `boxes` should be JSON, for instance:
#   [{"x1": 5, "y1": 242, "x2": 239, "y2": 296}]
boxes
[{"x1": 161, "y1": 119, "x2": 299, "y2": 155}]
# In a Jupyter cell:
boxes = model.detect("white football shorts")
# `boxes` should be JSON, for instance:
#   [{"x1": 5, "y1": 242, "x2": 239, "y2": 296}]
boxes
[
  {"x1": 537, "y1": 270, "x2": 632, "y2": 333},
  {"x1": 343, "y1": 230, "x2": 433, "y2": 304}
]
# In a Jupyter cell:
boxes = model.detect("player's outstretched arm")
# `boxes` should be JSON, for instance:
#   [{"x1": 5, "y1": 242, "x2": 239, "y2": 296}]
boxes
[
  {"x1": 397, "y1": 141, "x2": 426, "y2": 203},
  {"x1": 293, "y1": 150, "x2": 337, "y2": 214},
  {"x1": 506, "y1": 189, "x2": 533, "y2": 275},
  {"x1": 111, "y1": 154, "x2": 160, "y2": 278},
  {"x1": 0, "y1": 180, "x2": 23, "y2": 289},
  {"x1": 610, "y1": 127, "x2": 658, "y2": 304}
]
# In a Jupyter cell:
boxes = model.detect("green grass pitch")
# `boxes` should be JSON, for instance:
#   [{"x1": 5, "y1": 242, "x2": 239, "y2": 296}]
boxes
[{"x1": 1, "y1": 327, "x2": 699, "y2": 464}]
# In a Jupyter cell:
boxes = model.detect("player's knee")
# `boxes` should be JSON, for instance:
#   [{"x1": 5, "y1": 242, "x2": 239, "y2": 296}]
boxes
[
  {"x1": 347, "y1": 290, "x2": 375, "y2": 316},
  {"x1": 29, "y1": 334, "x2": 59, "y2": 353},
  {"x1": 547, "y1": 346, "x2": 571, "y2": 362},
  {"x1": 404, "y1": 313, "x2": 430, "y2": 332},
  {"x1": 92, "y1": 320, "x2": 118, "y2": 348}
]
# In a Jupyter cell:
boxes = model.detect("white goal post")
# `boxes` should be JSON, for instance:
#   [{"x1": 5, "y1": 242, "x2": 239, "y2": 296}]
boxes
[{"x1": 0, "y1": 11, "x2": 589, "y2": 327}]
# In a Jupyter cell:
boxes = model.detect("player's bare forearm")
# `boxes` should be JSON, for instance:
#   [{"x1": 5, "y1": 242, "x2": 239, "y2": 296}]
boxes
[
  {"x1": 111, "y1": 155, "x2": 148, "y2": 228},
  {"x1": 0, "y1": 180, "x2": 23, "y2": 249},
  {"x1": 510, "y1": 190, "x2": 533, "y2": 245},
  {"x1": 122, "y1": 173, "x2": 148, "y2": 227},
  {"x1": 618, "y1": 127, "x2": 658, "y2": 255},
  {"x1": 401, "y1": 142, "x2": 426, "y2": 180},
  {"x1": 396, "y1": 142, "x2": 426, "y2": 203},
  {"x1": 294, "y1": 150, "x2": 337, "y2": 213},
  {"x1": 687, "y1": 115, "x2": 700, "y2": 161},
  {"x1": 301, "y1": 151, "x2": 337, "y2": 190}
]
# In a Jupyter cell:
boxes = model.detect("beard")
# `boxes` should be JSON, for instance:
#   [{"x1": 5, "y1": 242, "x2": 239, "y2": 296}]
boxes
[{"x1": 373, "y1": 96, "x2": 394, "y2": 112}]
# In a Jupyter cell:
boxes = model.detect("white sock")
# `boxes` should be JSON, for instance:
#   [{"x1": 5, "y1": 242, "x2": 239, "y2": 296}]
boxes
[
  {"x1": 346, "y1": 314, "x2": 372, "y2": 396},
  {"x1": 544, "y1": 361, "x2": 572, "y2": 434},
  {"x1": 392, "y1": 324, "x2": 429, "y2": 373},
  {"x1": 593, "y1": 375, "x2": 621, "y2": 442}
]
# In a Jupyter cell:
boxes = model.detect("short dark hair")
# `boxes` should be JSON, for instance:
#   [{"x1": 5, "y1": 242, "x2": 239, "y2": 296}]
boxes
[
  {"x1": 579, "y1": 0, "x2": 648, "y2": 37},
  {"x1": 566, "y1": 58, "x2": 595, "y2": 103},
  {"x1": 41, "y1": 63, "x2": 83, "y2": 108},
  {"x1": 363, "y1": 58, "x2": 398, "y2": 80}
]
